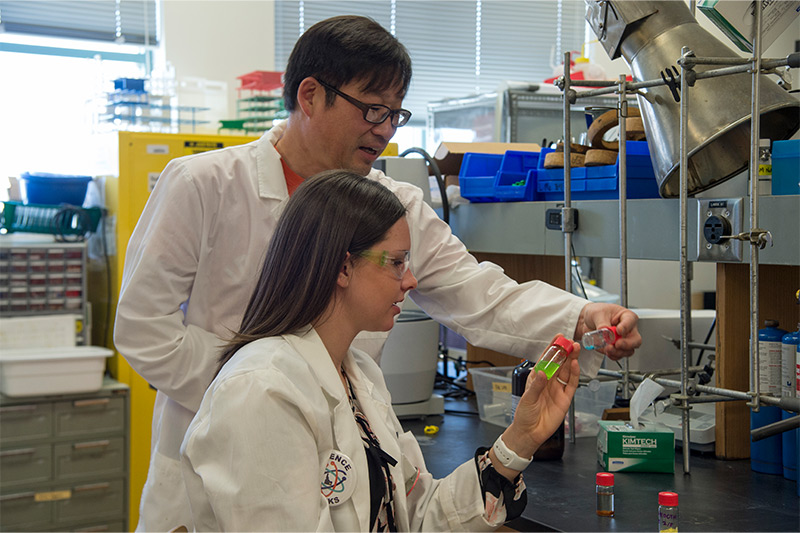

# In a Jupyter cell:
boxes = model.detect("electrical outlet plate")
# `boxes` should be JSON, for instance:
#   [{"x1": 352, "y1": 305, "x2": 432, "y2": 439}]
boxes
[{"x1": 697, "y1": 198, "x2": 743, "y2": 262}]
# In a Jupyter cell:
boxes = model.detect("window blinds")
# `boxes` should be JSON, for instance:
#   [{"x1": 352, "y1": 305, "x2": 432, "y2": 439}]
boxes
[
  {"x1": 274, "y1": 0, "x2": 587, "y2": 125},
  {"x1": 0, "y1": 0, "x2": 158, "y2": 45}
]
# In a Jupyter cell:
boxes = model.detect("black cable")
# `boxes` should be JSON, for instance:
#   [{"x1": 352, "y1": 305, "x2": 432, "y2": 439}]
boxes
[
  {"x1": 52, "y1": 204, "x2": 91, "y2": 243},
  {"x1": 399, "y1": 147, "x2": 449, "y2": 225},
  {"x1": 695, "y1": 317, "x2": 717, "y2": 366},
  {"x1": 570, "y1": 242, "x2": 589, "y2": 299},
  {"x1": 444, "y1": 409, "x2": 480, "y2": 417}
]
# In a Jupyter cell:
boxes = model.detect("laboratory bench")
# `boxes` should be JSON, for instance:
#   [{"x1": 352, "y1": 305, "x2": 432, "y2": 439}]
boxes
[{"x1": 400, "y1": 396, "x2": 799, "y2": 532}]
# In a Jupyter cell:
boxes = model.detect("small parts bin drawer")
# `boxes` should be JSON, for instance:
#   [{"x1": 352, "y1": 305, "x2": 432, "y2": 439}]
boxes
[
  {"x1": 0, "y1": 478, "x2": 125, "y2": 531},
  {"x1": 0, "y1": 488, "x2": 52, "y2": 530},
  {"x1": 0, "y1": 445, "x2": 52, "y2": 487},
  {"x1": 54, "y1": 397, "x2": 125, "y2": 438},
  {"x1": 0, "y1": 403, "x2": 52, "y2": 445},
  {"x1": 57, "y1": 479, "x2": 126, "y2": 524},
  {"x1": 54, "y1": 438, "x2": 125, "y2": 480}
]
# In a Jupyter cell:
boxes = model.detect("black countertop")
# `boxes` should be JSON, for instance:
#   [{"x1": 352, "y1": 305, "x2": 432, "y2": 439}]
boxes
[{"x1": 400, "y1": 397, "x2": 799, "y2": 532}]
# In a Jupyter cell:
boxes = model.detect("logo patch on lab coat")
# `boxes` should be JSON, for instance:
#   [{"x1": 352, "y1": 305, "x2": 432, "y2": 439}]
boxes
[{"x1": 321, "y1": 450, "x2": 356, "y2": 506}]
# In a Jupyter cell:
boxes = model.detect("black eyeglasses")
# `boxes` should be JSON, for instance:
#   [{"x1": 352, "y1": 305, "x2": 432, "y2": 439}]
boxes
[{"x1": 315, "y1": 78, "x2": 412, "y2": 127}]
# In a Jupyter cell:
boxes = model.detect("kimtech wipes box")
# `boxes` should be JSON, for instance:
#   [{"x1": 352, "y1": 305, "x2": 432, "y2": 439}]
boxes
[{"x1": 597, "y1": 420, "x2": 675, "y2": 473}]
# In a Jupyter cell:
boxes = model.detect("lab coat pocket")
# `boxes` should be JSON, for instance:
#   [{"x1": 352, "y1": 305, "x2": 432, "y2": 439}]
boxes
[{"x1": 396, "y1": 431, "x2": 428, "y2": 500}]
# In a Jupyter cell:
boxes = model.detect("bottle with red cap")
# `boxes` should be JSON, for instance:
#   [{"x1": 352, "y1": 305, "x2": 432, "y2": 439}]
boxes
[
  {"x1": 510, "y1": 335, "x2": 575, "y2": 460},
  {"x1": 533, "y1": 335, "x2": 576, "y2": 379},
  {"x1": 596, "y1": 472, "x2": 614, "y2": 517},
  {"x1": 582, "y1": 326, "x2": 620, "y2": 351},
  {"x1": 658, "y1": 491, "x2": 679, "y2": 532}
]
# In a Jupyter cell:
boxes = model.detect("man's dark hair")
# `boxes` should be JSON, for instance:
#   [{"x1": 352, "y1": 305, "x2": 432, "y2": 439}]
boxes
[{"x1": 282, "y1": 15, "x2": 412, "y2": 111}]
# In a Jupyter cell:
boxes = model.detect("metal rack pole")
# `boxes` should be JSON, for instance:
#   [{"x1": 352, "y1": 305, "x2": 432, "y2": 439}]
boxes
[
  {"x1": 679, "y1": 45, "x2": 693, "y2": 474},
  {"x1": 617, "y1": 75, "x2": 632, "y2": 405},
  {"x1": 563, "y1": 51, "x2": 577, "y2": 444},
  {"x1": 748, "y1": 0, "x2": 764, "y2": 413}
]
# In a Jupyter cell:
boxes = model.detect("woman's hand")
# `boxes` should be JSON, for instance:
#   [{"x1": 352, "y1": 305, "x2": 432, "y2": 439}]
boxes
[{"x1": 489, "y1": 340, "x2": 580, "y2": 480}]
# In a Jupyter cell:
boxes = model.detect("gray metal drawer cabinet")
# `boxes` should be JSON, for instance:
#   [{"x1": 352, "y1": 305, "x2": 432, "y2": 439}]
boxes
[{"x1": 0, "y1": 379, "x2": 129, "y2": 531}]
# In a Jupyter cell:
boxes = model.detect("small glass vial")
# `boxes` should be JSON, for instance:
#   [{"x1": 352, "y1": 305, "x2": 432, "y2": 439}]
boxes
[
  {"x1": 582, "y1": 326, "x2": 620, "y2": 351},
  {"x1": 532, "y1": 335, "x2": 575, "y2": 380},
  {"x1": 658, "y1": 491, "x2": 679, "y2": 532},
  {"x1": 511, "y1": 337, "x2": 574, "y2": 461},
  {"x1": 596, "y1": 472, "x2": 614, "y2": 517}
]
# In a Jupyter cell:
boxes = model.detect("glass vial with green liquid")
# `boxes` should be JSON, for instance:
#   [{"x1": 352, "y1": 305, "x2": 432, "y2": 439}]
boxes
[{"x1": 511, "y1": 336, "x2": 575, "y2": 460}]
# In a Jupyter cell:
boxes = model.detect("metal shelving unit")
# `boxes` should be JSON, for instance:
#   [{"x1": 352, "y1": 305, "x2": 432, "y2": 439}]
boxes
[{"x1": 555, "y1": 1, "x2": 799, "y2": 473}]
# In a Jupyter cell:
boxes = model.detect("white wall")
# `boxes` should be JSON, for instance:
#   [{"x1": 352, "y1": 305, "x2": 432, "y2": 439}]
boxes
[{"x1": 160, "y1": 0, "x2": 276, "y2": 131}]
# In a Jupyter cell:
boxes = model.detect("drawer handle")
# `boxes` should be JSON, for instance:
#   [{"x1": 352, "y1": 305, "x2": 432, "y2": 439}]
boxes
[
  {"x1": 0, "y1": 448, "x2": 36, "y2": 458},
  {"x1": 73, "y1": 482, "x2": 111, "y2": 493},
  {"x1": 73, "y1": 398, "x2": 110, "y2": 408},
  {"x1": 0, "y1": 404, "x2": 38, "y2": 413},
  {"x1": 0, "y1": 491, "x2": 35, "y2": 502},
  {"x1": 73, "y1": 439, "x2": 111, "y2": 450}
]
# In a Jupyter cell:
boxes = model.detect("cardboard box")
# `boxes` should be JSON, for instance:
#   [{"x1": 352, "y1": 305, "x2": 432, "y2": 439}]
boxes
[
  {"x1": 433, "y1": 141, "x2": 541, "y2": 177},
  {"x1": 698, "y1": 0, "x2": 800, "y2": 53},
  {"x1": 597, "y1": 420, "x2": 675, "y2": 473}
]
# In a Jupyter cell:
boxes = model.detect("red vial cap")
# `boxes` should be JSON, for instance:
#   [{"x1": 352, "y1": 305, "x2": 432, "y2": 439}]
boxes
[
  {"x1": 659, "y1": 491, "x2": 678, "y2": 506},
  {"x1": 553, "y1": 335, "x2": 575, "y2": 354},
  {"x1": 607, "y1": 326, "x2": 620, "y2": 343},
  {"x1": 596, "y1": 472, "x2": 614, "y2": 486}
]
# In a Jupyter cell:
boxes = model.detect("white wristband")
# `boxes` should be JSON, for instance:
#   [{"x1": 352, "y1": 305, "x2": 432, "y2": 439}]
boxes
[{"x1": 492, "y1": 435, "x2": 532, "y2": 471}]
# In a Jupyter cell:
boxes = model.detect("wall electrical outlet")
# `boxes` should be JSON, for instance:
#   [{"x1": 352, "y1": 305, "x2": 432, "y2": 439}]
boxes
[{"x1": 697, "y1": 198, "x2": 743, "y2": 262}]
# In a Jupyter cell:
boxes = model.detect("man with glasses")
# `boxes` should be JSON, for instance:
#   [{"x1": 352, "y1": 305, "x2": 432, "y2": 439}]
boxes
[{"x1": 116, "y1": 14, "x2": 641, "y2": 532}]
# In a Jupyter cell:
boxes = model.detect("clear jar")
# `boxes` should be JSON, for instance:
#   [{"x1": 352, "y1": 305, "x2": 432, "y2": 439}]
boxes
[
  {"x1": 582, "y1": 326, "x2": 619, "y2": 350},
  {"x1": 658, "y1": 491, "x2": 679, "y2": 532},
  {"x1": 596, "y1": 472, "x2": 614, "y2": 517},
  {"x1": 532, "y1": 336, "x2": 575, "y2": 379}
]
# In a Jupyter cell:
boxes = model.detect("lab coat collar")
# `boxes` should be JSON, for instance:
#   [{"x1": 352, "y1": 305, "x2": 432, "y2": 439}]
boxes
[{"x1": 255, "y1": 122, "x2": 291, "y2": 201}]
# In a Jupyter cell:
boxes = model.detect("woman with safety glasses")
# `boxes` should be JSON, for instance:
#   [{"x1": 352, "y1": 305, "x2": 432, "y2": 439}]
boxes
[{"x1": 179, "y1": 170, "x2": 581, "y2": 532}]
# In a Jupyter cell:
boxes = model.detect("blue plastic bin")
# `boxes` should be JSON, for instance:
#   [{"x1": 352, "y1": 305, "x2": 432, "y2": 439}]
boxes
[
  {"x1": 20, "y1": 172, "x2": 92, "y2": 206},
  {"x1": 459, "y1": 153, "x2": 504, "y2": 202},
  {"x1": 771, "y1": 139, "x2": 800, "y2": 196},
  {"x1": 536, "y1": 141, "x2": 659, "y2": 201},
  {"x1": 113, "y1": 77, "x2": 147, "y2": 93},
  {"x1": 494, "y1": 150, "x2": 541, "y2": 201}
]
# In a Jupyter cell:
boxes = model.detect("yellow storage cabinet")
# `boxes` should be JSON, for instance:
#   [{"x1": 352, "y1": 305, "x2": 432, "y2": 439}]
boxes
[{"x1": 108, "y1": 131, "x2": 253, "y2": 530}]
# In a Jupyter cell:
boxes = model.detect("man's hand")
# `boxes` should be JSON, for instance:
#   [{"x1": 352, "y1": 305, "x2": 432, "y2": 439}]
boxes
[{"x1": 575, "y1": 302, "x2": 641, "y2": 361}]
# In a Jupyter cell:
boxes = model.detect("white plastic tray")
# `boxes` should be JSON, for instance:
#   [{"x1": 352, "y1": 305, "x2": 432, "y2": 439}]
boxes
[{"x1": 0, "y1": 346, "x2": 113, "y2": 397}]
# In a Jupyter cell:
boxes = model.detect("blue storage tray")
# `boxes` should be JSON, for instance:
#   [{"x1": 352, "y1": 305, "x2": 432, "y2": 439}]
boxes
[
  {"x1": 494, "y1": 150, "x2": 541, "y2": 201},
  {"x1": 113, "y1": 77, "x2": 146, "y2": 93},
  {"x1": 459, "y1": 153, "x2": 503, "y2": 202},
  {"x1": 771, "y1": 139, "x2": 800, "y2": 196},
  {"x1": 20, "y1": 172, "x2": 93, "y2": 206},
  {"x1": 536, "y1": 141, "x2": 660, "y2": 201}
]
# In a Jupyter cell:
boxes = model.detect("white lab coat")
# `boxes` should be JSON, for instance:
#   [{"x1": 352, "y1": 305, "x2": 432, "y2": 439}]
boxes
[
  {"x1": 114, "y1": 121, "x2": 599, "y2": 531},
  {"x1": 181, "y1": 328, "x2": 502, "y2": 532}
]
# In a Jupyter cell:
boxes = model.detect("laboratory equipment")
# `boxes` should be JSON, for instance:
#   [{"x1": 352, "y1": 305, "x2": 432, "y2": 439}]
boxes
[
  {"x1": 586, "y1": 0, "x2": 800, "y2": 198},
  {"x1": 379, "y1": 301, "x2": 444, "y2": 418}
]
